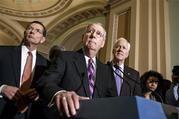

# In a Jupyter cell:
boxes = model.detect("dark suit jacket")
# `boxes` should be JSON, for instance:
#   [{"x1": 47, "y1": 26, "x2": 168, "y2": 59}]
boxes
[
  {"x1": 107, "y1": 62, "x2": 142, "y2": 96},
  {"x1": 36, "y1": 49, "x2": 116, "y2": 104},
  {"x1": 0, "y1": 45, "x2": 49, "y2": 119},
  {"x1": 165, "y1": 84, "x2": 179, "y2": 107}
]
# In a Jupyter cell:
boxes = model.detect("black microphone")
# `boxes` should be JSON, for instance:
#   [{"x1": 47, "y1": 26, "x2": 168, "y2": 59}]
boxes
[
  {"x1": 113, "y1": 64, "x2": 140, "y2": 85},
  {"x1": 107, "y1": 62, "x2": 132, "y2": 96},
  {"x1": 151, "y1": 91, "x2": 164, "y2": 103}
]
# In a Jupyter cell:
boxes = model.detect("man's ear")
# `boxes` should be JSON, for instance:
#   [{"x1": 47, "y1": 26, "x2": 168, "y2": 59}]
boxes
[
  {"x1": 100, "y1": 40, "x2": 105, "y2": 48},
  {"x1": 112, "y1": 49, "x2": 115, "y2": 54},
  {"x1": 81, "y1": 34, "x2": 84, "y2": 42},
  {"x1": 40, "y1": 37, "x2": 46, "y2": 43},
  {"x1": 24, "y1": 31, "x2": 27, "y2": 37}
]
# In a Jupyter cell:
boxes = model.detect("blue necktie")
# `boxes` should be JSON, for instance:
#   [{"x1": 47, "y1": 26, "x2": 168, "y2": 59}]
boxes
[
  {"x1": 115, "y1": 67, "x2": 122, "y2": 95},
  {"x1": 177, "y1": 85, "x2": 179, "y2": 100}
]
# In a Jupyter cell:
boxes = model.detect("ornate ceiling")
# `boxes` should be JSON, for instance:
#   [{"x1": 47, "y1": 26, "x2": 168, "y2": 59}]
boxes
[
  {"x1": 0, "y1": 0, "x2": 107, "y2": 55},
  {"x1": 0, "y1": 0, "x2": 72, "y2": 17}
]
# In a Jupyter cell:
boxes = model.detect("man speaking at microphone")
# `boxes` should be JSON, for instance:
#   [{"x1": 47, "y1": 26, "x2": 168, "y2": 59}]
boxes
[
  {"x1": 107, "y1": 37, "x2": 142, "y2": 96},
  {"x1": 36, "y1": 23, "x2": 116, "y2": 118}
]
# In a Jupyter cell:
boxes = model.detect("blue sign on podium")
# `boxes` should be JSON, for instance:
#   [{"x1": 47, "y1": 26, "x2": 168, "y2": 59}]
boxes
[{"x1": 77, "y1": 96, "x2": 178, "y2": 119}]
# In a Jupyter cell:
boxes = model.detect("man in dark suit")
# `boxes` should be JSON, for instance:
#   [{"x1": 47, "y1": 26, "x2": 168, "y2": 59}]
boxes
[
  {"x1": 36, "y1": 23, "x2": 116, "y2": 118},
  {"x1": 107, "y1": 37, "x2": 142, "y2": 96},
  {"x1": 166, "y1": 65, "x2": 179, "y2": 107},
  {"x1": 0, "y1": 21, "x2": 49, "y2": 119}
]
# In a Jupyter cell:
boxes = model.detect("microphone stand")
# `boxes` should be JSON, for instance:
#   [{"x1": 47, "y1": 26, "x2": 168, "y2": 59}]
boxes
[
  {"x1": 113, "y1": 68, "x2": 132, "y2": 96},
  {"x1": 107, "y1": 62, "x2": 132, "y2": 96},
  {"x1": 151, "y1": 91, "x2": 164, "y2": 103},
  {"x1": 114, "y1": 65, "x2": 140, "y2": 85}
]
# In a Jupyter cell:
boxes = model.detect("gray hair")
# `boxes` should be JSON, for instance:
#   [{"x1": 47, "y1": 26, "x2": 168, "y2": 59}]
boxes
[{"x1": 113, "y1": 37, "x2": 131, "y2": 51}]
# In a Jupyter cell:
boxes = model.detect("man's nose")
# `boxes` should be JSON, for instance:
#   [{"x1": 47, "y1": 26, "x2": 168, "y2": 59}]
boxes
[
  {"x1": 29, "y1": 28, "x2": 37, "y2": 34},
  {"x1": 117, "y1": 47, "x2": 122, "y2": 52},
  {"x1": 89, "y1": 32, "x2": 95, "y2": 38},
  {"x1": 30, "y1": 29, "x2": 35, "y2": 33}
]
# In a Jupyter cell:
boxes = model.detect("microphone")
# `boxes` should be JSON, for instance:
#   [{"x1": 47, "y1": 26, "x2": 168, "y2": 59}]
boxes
[
  {"x1": 151, "y1": 91, "x2": 164, "y2": 103},
  {"x1": 107, "y1": 62, "x2": 132, "y2": 96},
  {"x1": 113, "y1": 64, "x2": 140, "y2": 85}
]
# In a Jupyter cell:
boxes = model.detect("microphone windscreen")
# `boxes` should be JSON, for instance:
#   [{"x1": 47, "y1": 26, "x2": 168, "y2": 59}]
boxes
[
  {"x1": 107, "y1": 61, "x2": 111, "y2": 66},
  {"x1": 114, "y1": 65, "x2": 119, "y2": 69}
]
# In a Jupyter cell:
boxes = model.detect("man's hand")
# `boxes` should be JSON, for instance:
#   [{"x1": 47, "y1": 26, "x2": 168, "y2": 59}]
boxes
[
  {"x1": 55, "y1": 91, "x2": 89, "y2": 118},
  {"x1": 1, "y1": 85, "x2": 21, "y2": 101},
  {"x1": 16, "y1": 88, "x2": 39, "y2": 113},
  {"x1": 21, "y1": 88, "x2": 39, "y2": 101}
]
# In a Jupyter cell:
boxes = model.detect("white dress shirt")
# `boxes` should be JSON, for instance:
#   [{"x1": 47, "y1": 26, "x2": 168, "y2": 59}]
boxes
[
  {"x1": 0, "y1": 46, "x2": 37, "y2": 97},
  {"x1": 20, "y1": 46, "x2": 36, "y2": 86},
  {"x1": 173, "y1": 84, "x2": 179, "y2": 100}
]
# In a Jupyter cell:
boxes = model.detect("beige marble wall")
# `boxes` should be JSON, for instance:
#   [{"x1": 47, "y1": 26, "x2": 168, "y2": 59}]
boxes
[{"x1": 102, "y1": 0, "x2": 171, "y2": 79}]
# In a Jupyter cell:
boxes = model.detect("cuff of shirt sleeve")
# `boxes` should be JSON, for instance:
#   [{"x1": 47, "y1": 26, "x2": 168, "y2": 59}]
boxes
[
  {"x1": 48, "y1": 90, "x2": 67, "y2": 107},
  {"x1": 0, "y1": 84, "x2": 7, "y2": 98}
]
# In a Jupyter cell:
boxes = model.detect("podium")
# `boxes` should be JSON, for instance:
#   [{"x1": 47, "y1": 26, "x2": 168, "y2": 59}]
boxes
[{"x1": 77, "y1": 96, "x2": 178, "y2": 119}]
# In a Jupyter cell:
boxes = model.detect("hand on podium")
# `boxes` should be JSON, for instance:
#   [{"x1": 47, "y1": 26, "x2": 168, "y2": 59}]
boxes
[{"x1": 55, "y1": 91, "x2": 89, "y2": 118}]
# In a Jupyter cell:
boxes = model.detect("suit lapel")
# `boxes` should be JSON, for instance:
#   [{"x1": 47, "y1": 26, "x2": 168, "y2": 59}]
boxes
[
  {"x1": 32, "y1": 53, "x2": 40, "y2": 84},
  {"x1": 11, "y1": 46, "x2": 21, "y2": 87},
  {"x1": 35, "y1": 53, "x2": 42, "y2": 66},
  {"x1": 93, "y1": 59, "x2": 102, "y2": 97},
  {"x1": 32, "y1": 52, "x2": 50, "y2": 86},
  {"x1": 73, "y1": 50, "x2": 90, "y2": 97}
]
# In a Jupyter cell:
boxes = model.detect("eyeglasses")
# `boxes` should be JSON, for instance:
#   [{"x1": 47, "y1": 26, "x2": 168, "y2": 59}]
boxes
[
  {"x1": 85, "y1": 29, "x2": 104, "y2": 38},
  {"x1": 27, "y1": 27, "x2": 43, "y2": 34}
]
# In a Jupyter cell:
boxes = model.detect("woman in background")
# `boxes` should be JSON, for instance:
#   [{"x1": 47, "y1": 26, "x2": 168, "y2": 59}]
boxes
[{"x1": 140, "y1": 70, "x2": 164, "y2": 103}]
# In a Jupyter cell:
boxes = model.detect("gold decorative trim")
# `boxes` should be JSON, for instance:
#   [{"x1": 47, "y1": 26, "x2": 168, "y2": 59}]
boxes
[
  {"x1": 45, "y1": 7, "x2": 104, "y2": 45},
  {"x1": 0, "y1": 21, "x2": 21, "y2": 43},
  {"x1": 0, "y1": 0, "x2": 72, "y2": 18}
]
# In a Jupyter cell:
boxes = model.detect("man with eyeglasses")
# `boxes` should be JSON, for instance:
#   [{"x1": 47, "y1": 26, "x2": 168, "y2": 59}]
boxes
[
  {"x1": 0, "y1": 21, "x2": 49, "y2": 119},
  {"x1": 166, "y1": 65, "x2": 179, "y2": 107},
  {"x1": 107, "y1": 37, "x2": 142, "y2": 97},
  {"x1": 36, "y1": 23, "x2": 116, "y2": 118}
]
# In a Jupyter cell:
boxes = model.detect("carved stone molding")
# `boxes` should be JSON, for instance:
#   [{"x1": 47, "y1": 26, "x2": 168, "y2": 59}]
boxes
[
  {"x1": 107, "y1": 0, "x2": 131, "y2": 8},
  {"x1": 0, "y1": 0, "x2": 72, "y2": 17},
  {"x1": 0, "y1": 21, "x2": 21, "y2": 44},
  {"x1": 45, "y1": 7, "x2": 104, "y2": 45}
]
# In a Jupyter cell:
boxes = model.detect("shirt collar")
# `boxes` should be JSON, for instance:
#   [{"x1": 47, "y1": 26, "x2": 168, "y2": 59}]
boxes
[
  {"x1": 113, "y1": 63, "x2": 124, "y2": 71},
  {"x1": 85, "y1": 55, "x2": 96, "y2": 65},
  {"x1": 22, "y1": 45, "x2": 37, "y2": 56}
]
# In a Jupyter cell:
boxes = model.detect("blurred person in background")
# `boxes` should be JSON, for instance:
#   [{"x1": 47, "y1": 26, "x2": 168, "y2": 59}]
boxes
[
  {"x1": 0, "y1": 21, "x2": 49, "y2": 119},
  {"x1": 166, "y1": 65, "x2": 179, "y2": 107},
  {"x1": 140, "y1": 70, "x2": 164, "y2": 103}
]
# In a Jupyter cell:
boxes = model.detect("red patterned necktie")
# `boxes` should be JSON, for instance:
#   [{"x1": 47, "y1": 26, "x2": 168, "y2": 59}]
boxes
[{"x1": 88, "y1": 59, "x2": 95, "y2": 98}]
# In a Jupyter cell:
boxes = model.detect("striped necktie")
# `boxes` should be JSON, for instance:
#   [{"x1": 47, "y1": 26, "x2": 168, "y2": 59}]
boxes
[
  {"x1": 88, "y1": 59, "x2": 95, "y2": 98},
  {"x1": 115, "y1": 67, "x2": 122, "y2": 95}
]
